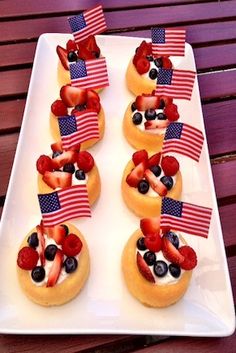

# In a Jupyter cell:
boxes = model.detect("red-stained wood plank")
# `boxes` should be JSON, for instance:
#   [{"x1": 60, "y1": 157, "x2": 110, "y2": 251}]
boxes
[
  {"x1": 0, "y1": 42, "x2": 36, "y2": 69},
  {"x1": 212, "y1": 160, "x2": 236, "y2": 200},
  {"x1": 228, "y1": 256, "x2": 236, "y2": 304},
  {"x1": 219, "y1": 204, "x2": 236, "y2": 249},
  {"x1": 0, "y1": 68, "x2": 31, "y2": 98},
  {"x1": 0, "y1": 100, "x2": 25, "y2": 133},
  {"x1": 1, "y1": 1, "x2": 236, "y2": 43}
]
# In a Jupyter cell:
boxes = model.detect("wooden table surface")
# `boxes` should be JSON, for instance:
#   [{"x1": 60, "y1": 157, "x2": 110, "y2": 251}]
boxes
[{"x1": 0, "y1": 0, "x2": 235, "y2": 351}]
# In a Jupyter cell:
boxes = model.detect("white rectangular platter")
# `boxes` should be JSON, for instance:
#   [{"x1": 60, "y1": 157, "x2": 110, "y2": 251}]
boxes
[{"x1": 0, "y1": 34, "x2": 235, "y2": 336}]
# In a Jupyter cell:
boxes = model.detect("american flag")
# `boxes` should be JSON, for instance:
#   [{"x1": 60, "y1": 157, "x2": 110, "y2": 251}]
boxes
[
  {"x1": 70, "y1": 58, "x2": 109, "y2": 89},
  {"x1": 68, "y1": 5, "x2": 107, "y2": 43},
  {"x1": 163, "y1": 122, "x2": 204, "y2": 162},
  {"x1": 152, "y1": 28, "x2": 186, "y2": 56},
  {"x1": 154, "y1": 68, "x2": 196, "y2": 100},
  {"x1": 38, "y1": 185, "x2": 91, "y2": 227},
  {"x1": 161, "y1": 197, "x2": 212, "y2": 238},
  {"x1": 58, "y1": 111, "x2": 99, "y2": 150}
]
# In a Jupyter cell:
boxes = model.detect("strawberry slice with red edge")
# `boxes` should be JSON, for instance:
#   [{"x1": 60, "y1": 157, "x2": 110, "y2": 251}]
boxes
[
  {"x1": 56, "y1": 45, "x2": 69, "y2": 70},
  {"x1": 46, "y1": 249, "x2": 63, "y2": 287},
  {"x1": 162, "y1": 235, "x2": 184, "y2": 265},
  {"x1": 144, "y1": 120, "x2": 169, "y2": 130},
  {"x1": 87, "y1": 89, "x2": 100, "y2": 102},
  {"x1": 135, "y1": 94, "x2": 160, "y2": 111},
  {"x1": 136, "y1": 40, "x2": 152, "y2": 57},
  {"x1": 80, "y1": 35, "x2": 100, "y2": 58},
  {"x1": 126, "y1": 161, "x2": 146, "y2": 187},
  {"x1": 161, "y1": 155, "x2": 179, "y2": 176},
  {"x1": 51, "y1": 141, "x2": 63, "y2": 153},
  {"x1": 60, "y1": 85, "x2": 87, "y2": 108},
  {"x1": 43, "y1": 224, "x2": 67, "y2": 245},
  {"x1": 62, "y1": 233, "x2": 83, "y2": 257},
  {"x1": 147, "y1": 152, "x2": 161, "y2": 168},
  {"x1": 43, "y1": 171, "x2": 72, "y2": 189},
  {"x1": 86, "y1": 97, "x2": 101, "y2": 113},
  {"x1": 144, "y1": 169, "x2": 168, "y2": 196},
  {"x1": 64, "y1": 143, "x2": 81, "y2": 152},
  {"x1": 36, "y1": 155, "x2": 54, "y2": 175},
  {"x1": 76, "y1": 151, "x2": 94, "y2": 173},
  {"x1": 17, "y1": 247, "x2": 39, "y2": 270},
  {"x1": 78, "y1": 43, "x2": 95, "y2": 60},
  {"x1": 66, "y1": 39, "x2": 77, "y2": 52},
  {"x1": 51, "y1": 99, "x2": 68, "y2": 116},
  {"x1": 162, "y1": 57, "x2": 173, "y2": 69},
  {"x1": 52, "y1": 150, "x2": 77, "y2": 169},
  {"x1": 178, "y1": 246, "x2": 197, "y2": 270},
  {"x1": 140, "y1": 216, "x2": 160, "y2": 236},
  {"x1": 164, "y1": 103, "x2": 180, "y2": 122},
  {"x1": 36, "y1": 224, "x2": 45, "y2": 266},
  {"x1": 132, "y1": 149, "x2": 148, "y2": 167},
  {"x1": 136, "y1": 251, "x2": 155, "y2": 283},
  {"x1": 136, "y1": 57, "x2": 150, "y2": 74},
  {"x1": 144, "y1": 233, "x2": 162, "y2": 252}
]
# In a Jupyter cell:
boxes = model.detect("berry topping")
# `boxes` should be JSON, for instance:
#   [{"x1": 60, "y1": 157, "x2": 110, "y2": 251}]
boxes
[
  {"x1": 165, "y1": 231, "x2": 179, "y2": 249},
  {"x1": 42, "y1": 171, "x2": 72, "y2": 189},
  {"x1": 86, "y1": 97, "x2": 101, "y2": 113},
  {"x1": 43, "y1": 224, "x2": 67, "y2": 245},
  {"x1": 36, "y1": 224, "x2": 45, "y2": 266},
  {"x1": 132, "y1": 149, "x2": 148, "y2": 167},
  {"x1": 136, "y1": 41, "x2": 152, "y2": 57},
  {"x1": 31, "y1": 266, "x2": 46, "y2": 282},
  {"x1": 86, "y1": 89, "x2": 100, "y2": 103},
  {"x1": 136, "y1": 57, "x2": 150, "y2": 74},
  {"x1": 61, "y1": 224, "x2": 69, "y2": 235},
  {"x1": 45, "y1": 244, "x2": 58, "y2": 261},
  {"x1": 62, "y1": 233, "x2": 83, "y2": 257},
  {"x1": 52, "y1": 152, "x2": 62, "y2": 159},
  {"x1": 162, "y1": 236, "x2": 185, "y2": 265},
  {"x1": 135, "y1": 94, "x2": 160, "y2": 111},
  {"x1": 146, "y1": 55, "x2": 154, "y2": 61},
  {"x1": 131, "y1": 102, "x2": 137, "y2": 112},
  {"x1": 51, "y1": 150, "x2": 76, "y2": 169},
  {"x1": 56, "y1": 45, "x2": 69, "y2": 70},
  {"x1": 144, "y1": 233, "x2": 162, "y2": 252},
  {"x1": 136, "y1": 251, "x2": 155, "y2": 283},
  {"x1": 78, "y1": 44, "x2": 95, "y2": 60},
  {"x1": 76, "y1": 151, "x2": 94, "y2": 173},
  {"x1": 160, "y1": 176, "x2": 173, "y2": 190},
  {"x1": 159, "y1": 95, "x2": 173, "y2": 107},
  {"x1": 63, "y1": 163, "x2": 75, "y2": 174},
  {"x1": 169, "y1": 263, "x2": 181, "y2": 278},
  {"x1": 161, "y1": 155, "x2": 179, "y2": 176},
  {"x1": 46, "y1": 249, "x2": 63, "y2": 287},
  {"x1": 64, "y1": 257, "x2": 78, "y2": 273},
  {"x1": 126, "y1": 161, "x2": 146, "y2": 187},
  {"x1": 17, "y1": 247, "x2": 39, "y2": 270},
  {"x1": 27, "y1": 232, "x2": 39, "y2": 248},
  {"x1": 144, "y1": 108, "x2": 157, "y2": 121},
  {"x1": 149, "y1": 68, "x2": 158, "y2": 80},
  {"x1": 80, "y1": 35, "x2": 100, "y2": 58},
  {"x1": 132, "y1": 112, "x2": 142, "y2": 125},
  {"x1": 60, "y1": 85, "x2": 87, "y2": 107},
  {"x1": 154, "y1": 260, "x2": 168, "y2": 277},
  {"x1": 51, "y1": 141, "x2": 63, "y2": 153},
  {"x1": 144, "y1": 169, "x2": 168, "y2": 196},
  {"x1": 150, "y1": 165, "x2": 161, "y2": 177},
  {"x1": 157, "y1": 112, "x2": 167, "y2": 120},
  {"x1": 178, "y1": 246, "x2": 197, "y2": 270},
  {"x1": 67, "y1": 51, "x2": 78, "y2": 62},
  {"x1": 144, "y1": 119, "x2": 169, "y2": 130},
  {"x1": 143, "y1": 251, "x2": 156, "y2": 266},
  {"x1": 162, "y1": 57, "x2": 173, "y2": 69},
  {"x1": 140, "y1": 217, "x2": 160, "y2": 236},
  {"x1": 36, "y1": 155, "x2": 53, "y2": 175},
  {"x1": 147, "y1": 152, "x2": 161, "y2": 168},
  {"x1": 136, "y1": 237, "x2": 147, "y2": 251},
  {"x1": 164, "y1": 103, "x2": 180, "y2": 122},
  {"x1": 154, "y1": 57, "x2": 163, "y2": 68},
  {"x1": 51, "y1": 99, "x2": 68, "y2": 116},
  {"x1": 66, "y1": 39, "x2": 77, "y2": 52},
  {"x1": 75, "y1": 169, "x2": 86, "y2": 180},
  {"x1": 138, "y1": 180, "x2": 149, "y2": 194}
]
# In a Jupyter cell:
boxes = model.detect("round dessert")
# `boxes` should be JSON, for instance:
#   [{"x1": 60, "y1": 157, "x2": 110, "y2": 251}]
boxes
[
  {"x1": 50, "y1": 86, "x2": 105, "y2": 151},
  {"x1": 17, "y1": 222, "x2": 90, "y2": 306},
  {"x1": 36, "y1": 147, "x2": 101, "y2": 207},
  {"x1": 123, "y1": 93, "x2": 179, "y2": 151},
  {"x1": 121, "y1": 150, "x2": 182, "y2": 217},
  {"x1": 122, "y1": 217, "x2": 197, "y2": 307},
  {"x1": 126, "y1": 40, "x2": 173, "y2": 96}
]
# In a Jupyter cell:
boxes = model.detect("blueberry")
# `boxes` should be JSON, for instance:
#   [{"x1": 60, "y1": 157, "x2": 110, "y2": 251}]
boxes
[
  {"x1": 154, "y1": 57, "x2": 163, "y2": 68},
  {"x1": 143, "y1": 251, "x2": 156, "y2": 266},
  {"x1": 27, "y1": 232, "x2": 39, "y2": 248},
  {"x1": 63, "y1": 163, "x2": 75, "y2": 174},
  {"x1": 157, "y1": 112, "x2": 167, "y2": 120},
  {"x1": 154, "y1": 260, "x2": 168, "y2": 277},
  {"x1": 149, "y1": 68, "x2": 158, "y2": 80},
  {"x1": 146, "y1": 55, "x2": 154, "y2": 61},
  {"x1": 75, "y1": 169, "x2": 86, "y2": 180},
  {"x1": 144, "y1": 109, "x2": 156, "y2": 120},
  {"x1": 61, "y1": 224, "x2": 69, "y2": 235},
  {"x1": 136, "y1": 237, "x2": 147, "y2": 251},
  {"x1": 150, "y1": 165, "x2": 161, "y2": 177},
  {"x1": 160, "y1": 176, "x2": 173, "y2": 190},
  {"x1": 158, "y1": 99, "x2": 165, "y2": 109},
  {"x1": 131, "y1": 102, "x2": 137, "y2": 112},
  {"x1": 132, "y1": 112, "x2": 142, "y2": 125},
  {"x1": 165, "y1": 231, "x2": 179, "y2": 249},
  {"x1": 169, "y1": 263, "x2": 181, "y2": 278},
  {"x1": 67, "y1": 51, "x2": 78, "y2": 62},
  {"x1": 138, "y1": 180, "x2": 149, "y2": 194},
  {"x1": 52, "y1": 151, "x2": 62, "y2": 158},
  {"x1": 31, "y1": 266, "x2": 45, "y2": 282},
  {"x1": 64, "y1": 257, "x2": 78, "y2": 273},
  {"x1": 75, "y1": 104, "x2": 86, "y2": 111},
  {"x1": 45, "y1": 244, "x2": 58, "y2": 261}
]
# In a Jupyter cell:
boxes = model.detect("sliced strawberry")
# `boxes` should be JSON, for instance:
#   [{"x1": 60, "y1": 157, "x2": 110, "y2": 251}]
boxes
[
  {"x1": 78, "y1": 44, "x2": 95, "y2": 60},
  {"x1": 56, "y1": 45, "x2": 69, "y2": 70},
  {"x1": 80, "y1": 35, "x2": 100, "y2": 58},
  {"x1": 162, "y1": 57, "x2": 173, "y2": 69},
  {"x1": 144, "y1": 120, "x2": 169, "y2": 130},
  {"x1": 60, "y1": 85, "x2": 87, "y2": 107},
  {"x1": 76, "y1": 151, "x2": 94, "y2": 173},
  {"x1": 42, "y1": 171, "x2": 72, "y2": 189},
  {"x1": 126, "y1": 161, "x2": 146, "y2": 187},
  {"x1": 144, "y1": 233, "x2": 162, "y2": 252},
  {"x1": 161, "y1": 155, "x2": 179, "y2": 176},
  {"x1": 132, "y1": 149, "x2": 148, "y2": 167},
  {"x1": 164, "y1": 103, "x2": 180, "y2": 122},
  {"x1": 36, "y1": 155, "x2": 53, "y2": 175},
  {"x1": 66, "y1": 39, "x2": 77, "y2": 52},
  {"x1": 62, "y1": 233, "x2": 83, "y2": 257},
  {"x1": 87, "y1": 89, "x2": 100, "y2": 102},
  {"x1": 51, "y1": 99, "x2": 68, "y2": 117},
  {"x1": 159, "y1": 95, "x2": 173, "y2": 107},
  {"x1": 65, "y1": 143, "x2": 81, "y2": 152},
  {"x1": 36, "y1": 224, "x2": 45, "y2": 266},
  {"x1": 86, "y1": 97, "x2": 101, "y2": 113},
  {"x1": 136, "y1": 40, "x2": 152, "y2": 57},
  {"x1": 136, "y1": 57, "x2": 150, "y2": 74},
  {"x1": 136, "y1": 251, "x2": 155, "y2": 283},
  {"x1": 162, "y1": 236, "x2": 184, "y2": 265},
  {"x1": 17, "y1": 247, "x2": 39, "y2": 270},
  {"x1": 51, "y1": 141, "x2": 63, "y2": 153},
  {"x1": 133, "y1": 52, "x2": 142, "y2": 66},
  {"x1": 43, "y1": 224, "x2": 67, "y2": 245},
  {"x1": 140, "y1": 217, "x2": 160, "y2": 236},
  {"x1": 144, "y1": 169, "x2": 168, "y2": 196},
  {"x1": 135, "y1": 94, "x2": 160, "y2": 111},
  {"x1": 46, "y1": 249, "x2": 63, "y2": 287},
  {"x1": 52, "y1": 151, "x2": 77, "y2": 169},
  {"x1": 178, "y1": 246, "x2": 197, "y2": 270},
  {"x1": 147, "y1": 152, "x2": 161, "y2": 168}
]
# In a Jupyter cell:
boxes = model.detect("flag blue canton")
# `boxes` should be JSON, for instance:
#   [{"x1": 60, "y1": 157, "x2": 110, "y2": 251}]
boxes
[
  {"x1": 165, "y1": 122, "x2": 183, "y2": 140},
  {"x1": 152, "y1": 28, "x2": 165, "y2": 43},
  {"x1": 38, "y1": 192, "x2": 60, "y2": 213},
  {"x1": 162, "y1": 198, "x2": 183, "y2": 217},
  {"x1": 157, "y1": 68, "x2": 173, "y2": 85},
  {"x1": 68, "y1": 14, "x2": 86, "y2": 32},
  {"x1": 59, "y1": 116, "x2": 77, "y2": 136},
  {"x1": 70, "y1": 61, "x2": 87, "y2": 79}
]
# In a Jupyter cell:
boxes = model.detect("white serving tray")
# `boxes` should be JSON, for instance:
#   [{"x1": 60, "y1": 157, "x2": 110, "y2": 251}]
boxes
[{"x1": 0, "y1": 34, "x2": 235, "y2": 336}]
